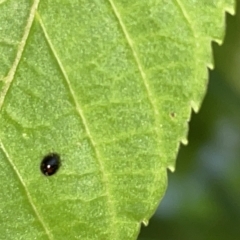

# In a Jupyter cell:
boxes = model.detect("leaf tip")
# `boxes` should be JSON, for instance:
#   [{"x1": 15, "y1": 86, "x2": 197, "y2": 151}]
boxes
[
  {"x1": 190, "y1": 100, "x2": 200, "y2": 113},
  {"x1": 207, "y1": 62, "x2": 214, "y2": 70},
  {"x1": 225, "y1": 4, "x2": 236, "y2": 16},
  {"x1": 167, "y1": 165, "x2": 175, "y2": 172},
  {"x1": 181, "y1": 138, "x2": 188, "y2": 145},
  {"x1": 142, "y1": 219, "x2": 149, "y2": 226}
]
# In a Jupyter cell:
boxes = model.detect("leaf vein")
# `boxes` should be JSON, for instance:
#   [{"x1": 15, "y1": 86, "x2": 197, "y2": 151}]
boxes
[
  {"x1": 107, "y1": 0, "x2": 165, "y2": 227},
  {"x1": 0, "y1": 0, "x2": 40, "y2": 112},
  {"x1": 172, "y1": 0, "x2": 199, "y2": 113},
  {"x1": 107, "y1": 0, "x2": 161, "y2": 120},
  {"x1": 173, "y1": 0, "x2": 197, "y2": 38},
  {"x1": 0, "y1": 140, "x2": 53, "y2": 240},
  {"x1": 36, "y1": 12, "x2": 117, "y2": 238}
]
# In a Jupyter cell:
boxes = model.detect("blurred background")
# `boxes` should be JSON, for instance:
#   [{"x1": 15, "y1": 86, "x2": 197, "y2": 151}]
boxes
[{"x1": 138, "y1": 1, "x2": 240, "y2": 240}]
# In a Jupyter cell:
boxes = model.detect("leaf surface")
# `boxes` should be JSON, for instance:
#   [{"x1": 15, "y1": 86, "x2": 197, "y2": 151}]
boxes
[{"x1": 0, "y1": 1, "x2": 235, "y2": 239}]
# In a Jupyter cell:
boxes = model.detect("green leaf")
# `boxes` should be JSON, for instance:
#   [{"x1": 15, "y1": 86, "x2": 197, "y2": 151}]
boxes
[{"x1": 0, "y1": 1, "x2": 235, "y2": 239}]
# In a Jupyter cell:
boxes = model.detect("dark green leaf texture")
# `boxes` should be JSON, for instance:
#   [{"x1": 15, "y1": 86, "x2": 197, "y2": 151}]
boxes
[{"x1": 0, "y1": 1, "x2": 234, "y2": 239}]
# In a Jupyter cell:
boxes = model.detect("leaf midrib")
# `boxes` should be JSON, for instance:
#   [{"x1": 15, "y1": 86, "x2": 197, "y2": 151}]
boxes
[{"x1": 36, "y1": 11, "x2": 118, "y2": 240}]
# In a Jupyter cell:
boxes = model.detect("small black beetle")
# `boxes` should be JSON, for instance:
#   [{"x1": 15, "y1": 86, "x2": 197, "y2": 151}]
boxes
[{"x1": 40, "y1": 153, "x2": 61, "y2": 176}]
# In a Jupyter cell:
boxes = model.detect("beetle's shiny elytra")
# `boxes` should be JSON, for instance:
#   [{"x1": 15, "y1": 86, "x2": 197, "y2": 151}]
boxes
[{"x1": 40, "y1": 153, "x2": 61, "y2": 176}]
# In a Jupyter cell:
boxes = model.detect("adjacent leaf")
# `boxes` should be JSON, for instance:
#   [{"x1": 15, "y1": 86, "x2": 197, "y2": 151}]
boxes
[{"x1": 0, "y1": 1, "x2": 235, "y2": 239}]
